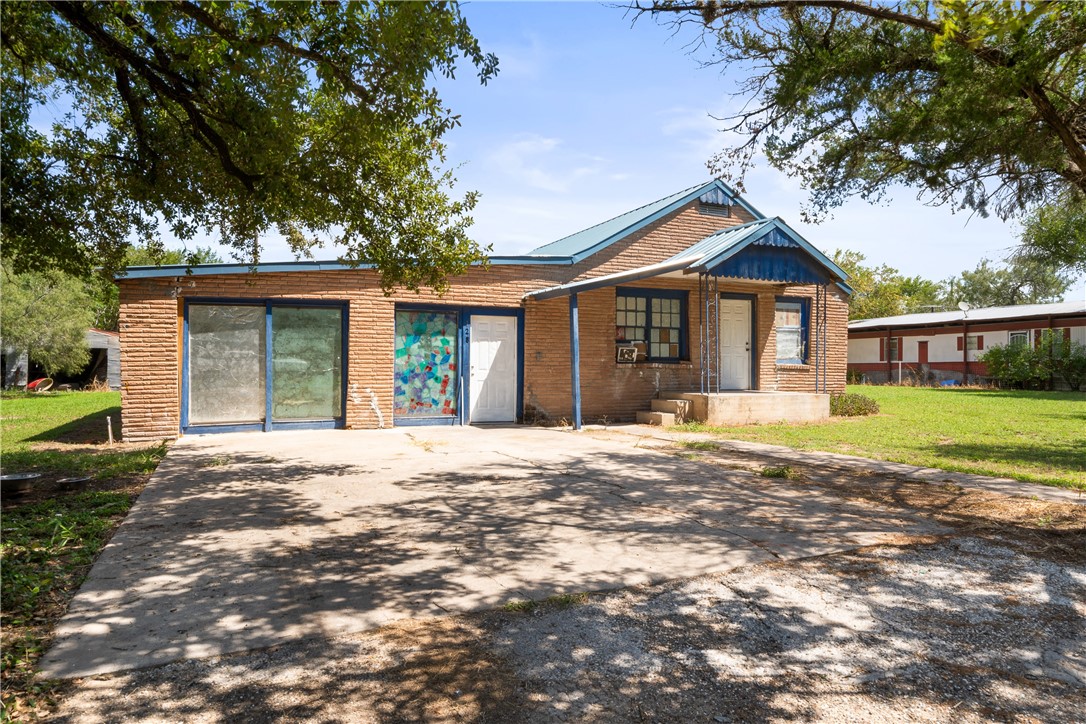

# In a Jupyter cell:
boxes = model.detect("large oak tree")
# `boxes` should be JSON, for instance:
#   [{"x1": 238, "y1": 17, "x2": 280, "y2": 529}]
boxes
[
  {"x1": 641, "y1": 1, "x2": 1086, "y2": 268},
  {"x1": 1, "y1": 1, "x2": 498, "y2": 291}
]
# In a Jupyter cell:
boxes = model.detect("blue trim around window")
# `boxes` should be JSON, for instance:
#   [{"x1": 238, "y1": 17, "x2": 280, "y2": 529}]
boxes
[
  {"x1": 181, "y1": 297, "x2": 349, "y2": 435},
  {"x1": 393, "y1": 303, "x2": 525, "y2": 427},
  {"x1": 720, "y1": 292, "x2": 758, "y2": 389},
  {"x1": 774, "y1": 296, "x2": 810, "y2": 365},
  {"x1": 615, "y1": 287, "x2": 689, "y2": 362}
]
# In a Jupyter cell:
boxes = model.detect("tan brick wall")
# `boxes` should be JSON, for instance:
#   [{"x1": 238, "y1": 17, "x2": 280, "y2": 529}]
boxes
[
  {"x1": 569, "y1": 201, "x2": 757, "y2": 281},
  {"x1": 118, "y1": 202, "x2": 847, "y2": 439}
]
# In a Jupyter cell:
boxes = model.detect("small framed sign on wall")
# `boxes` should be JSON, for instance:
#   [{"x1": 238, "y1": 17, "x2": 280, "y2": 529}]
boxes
[{"x1": 616, "y1": 345, "x2": 638, "y2": 363}]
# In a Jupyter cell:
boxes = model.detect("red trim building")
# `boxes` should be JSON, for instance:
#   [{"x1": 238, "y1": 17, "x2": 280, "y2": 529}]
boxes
[{"x1": 847, "y1": 301, "x2": 1086, "y2": 384}]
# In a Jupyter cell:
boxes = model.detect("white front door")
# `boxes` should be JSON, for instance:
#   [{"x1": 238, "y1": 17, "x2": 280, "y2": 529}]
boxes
[
  {"x1": 718, "y1": 298, "x2": 751, "y2": 389},
  {"x1": 469, "y1": 315, "x2": 518, "y2": 422}
]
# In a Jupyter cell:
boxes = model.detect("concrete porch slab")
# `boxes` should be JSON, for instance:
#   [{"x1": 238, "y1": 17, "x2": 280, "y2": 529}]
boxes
[{"x1": 662, "y1": 390, "x2": 830, "y2": 425}]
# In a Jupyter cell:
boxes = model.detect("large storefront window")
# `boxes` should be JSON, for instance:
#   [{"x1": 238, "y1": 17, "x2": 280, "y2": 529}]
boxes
[
  {"x1": 186, "y1": 302, "x2": 345, "y2": 431},
  {"x1": 272, "y1": 306, "x2": 343, "y2": 420},
  {"x1": 188, "y1": 305, "x2": 266, "y2": 425},
  {"x1": 394, "y1": 310, "x2": 460, "y2": 419}
]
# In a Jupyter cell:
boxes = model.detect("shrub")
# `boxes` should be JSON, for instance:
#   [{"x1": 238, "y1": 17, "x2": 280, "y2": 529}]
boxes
[
  {"x1": 982, "y1": 335, "x2": 1086, "y2": 390},
  {"x1": 1050, "y1": 340, "x2": 1086, "y2": 391},
  {"x1": 830, "y1": 392, "x2": 880, "y2": 416}
]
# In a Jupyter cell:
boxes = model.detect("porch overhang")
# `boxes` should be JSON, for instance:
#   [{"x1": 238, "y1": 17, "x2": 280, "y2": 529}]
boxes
[
  {"x1": 523, "y1": 217, "x2": 851, "y2": 302},
  {"x1": 523, "y1": 258, "x2": 691, "y2": 302}
]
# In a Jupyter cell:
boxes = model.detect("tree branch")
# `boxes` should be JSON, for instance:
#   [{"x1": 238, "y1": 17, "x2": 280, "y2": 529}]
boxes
[
  {"x1": 49, "y1": 1, "x2": 260, "y2": 192},
  {"x1": 174, "y1": 1, "x2": 375, "y2": 106}
]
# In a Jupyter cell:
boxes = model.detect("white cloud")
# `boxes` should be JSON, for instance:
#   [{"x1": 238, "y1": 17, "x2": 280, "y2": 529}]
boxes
[{"x1": 486, "y1": 133, "x2": 612, "y2": 194}]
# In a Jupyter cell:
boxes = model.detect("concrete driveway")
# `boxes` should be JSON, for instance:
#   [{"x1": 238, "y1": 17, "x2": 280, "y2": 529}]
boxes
[{"x1": 40, "y1": 425, "x2": 945, "y2": 679}]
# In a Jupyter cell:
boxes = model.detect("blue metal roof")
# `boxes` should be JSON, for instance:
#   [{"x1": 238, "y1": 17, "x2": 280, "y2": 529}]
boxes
[
  {"x1": 526, "y1": 179, "x2": 765, "y2": 261},
  {"x1": 117, "y1": 254, "x2": 576, "y2": 280},
  {"x1": 525, "y1": 216, "x2": 850, "y2": 300},
  {"x1": 666, "y1": 217, "x2": 848, "y2": 283}
]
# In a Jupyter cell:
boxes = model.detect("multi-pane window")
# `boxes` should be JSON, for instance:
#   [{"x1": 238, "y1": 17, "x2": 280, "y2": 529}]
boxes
[
  {"x1": 615, "y1": 289, "x2": 686, "y2": 362},
  {"x1": 1008, "y1": 331, "x2": 1029, "y2": 346},
  {"x1": 888, "y1": 337, "x2": 900, "y2": 361},
  {"x1": 775, "y1": 299, "x2": 807, "y2": 364}
]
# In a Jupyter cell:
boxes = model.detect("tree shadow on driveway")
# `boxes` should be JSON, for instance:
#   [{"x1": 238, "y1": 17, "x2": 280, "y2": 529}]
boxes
[{"x1": 41, "y1": 427, "x2": 952, "y2": 680}]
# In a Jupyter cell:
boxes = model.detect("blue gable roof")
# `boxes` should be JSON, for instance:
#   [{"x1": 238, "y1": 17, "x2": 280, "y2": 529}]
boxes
[
  {"x1": 526, "y1": 179, "x2": 764, "y2": 261},
  {"x1": 525, "y1": 216, "x2": 851, "y2": 301},
  {"x1": 668, "y1": 217, "x2": 848, "y2": 284}
]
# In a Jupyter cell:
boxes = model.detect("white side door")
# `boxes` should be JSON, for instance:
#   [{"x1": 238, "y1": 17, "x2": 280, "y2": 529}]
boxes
[
  {"x1": 469, "y1": 315, "x2": 517, "y2": 423},
  {"x1": 718, "y1": 298, "x2": 751, "y2": 389}
]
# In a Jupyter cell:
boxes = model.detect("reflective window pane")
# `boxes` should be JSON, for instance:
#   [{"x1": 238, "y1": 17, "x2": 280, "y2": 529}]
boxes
[
  {"x1": 272, "y1": 307, "x2": 343, "y2": 420},
  {"x1": 189, "y1": 305, "x2": 265, "y2": 424}
]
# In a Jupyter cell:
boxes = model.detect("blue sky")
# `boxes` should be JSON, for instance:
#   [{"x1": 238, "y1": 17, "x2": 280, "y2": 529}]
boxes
[
  {"x1": 418, "y1": 1, "x2": 1082, "y2": 298},
  {"x1": 27, "y1": 1, "x2": 1081, "y2": 297}
]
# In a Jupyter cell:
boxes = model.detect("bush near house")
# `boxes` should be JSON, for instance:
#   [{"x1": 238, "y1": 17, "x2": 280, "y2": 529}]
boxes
[
  {"x1": 983, "y1": 333, "x2": 1086, "y2": 391},
  {"x1": 830, "y1": 392, "x2": 880, "y2": 416}
]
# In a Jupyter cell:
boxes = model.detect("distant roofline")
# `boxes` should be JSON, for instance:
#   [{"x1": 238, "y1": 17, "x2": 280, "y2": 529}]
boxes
[{"x1": 848, "y1": 301, "x2": 1086, "y2": 331}]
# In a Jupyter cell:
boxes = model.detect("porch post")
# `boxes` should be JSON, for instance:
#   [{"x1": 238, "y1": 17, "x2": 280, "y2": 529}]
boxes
[{"x1": 569, "y1": 293, "x2": 582, "y2": 430}]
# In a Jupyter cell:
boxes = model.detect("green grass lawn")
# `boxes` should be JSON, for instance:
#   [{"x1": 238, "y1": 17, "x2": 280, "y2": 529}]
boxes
[
  {"x1": 675, "y1": 386, "x2": 1086, "y2": 490},
  {"x1": 1, "y1": 391, "x2": 164, "y2": 479},
  {"x1": 1, "y1": 391, "x2": 167, "y2": 720}
]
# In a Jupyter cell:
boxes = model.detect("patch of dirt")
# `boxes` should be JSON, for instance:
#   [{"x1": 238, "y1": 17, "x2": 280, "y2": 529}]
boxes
[
  {"x1": 50, "y1": 617, "x2": 522, "y2": 723},
  {"x1": 667, "y1": 443, "x2": 1086, "y2": 564}
]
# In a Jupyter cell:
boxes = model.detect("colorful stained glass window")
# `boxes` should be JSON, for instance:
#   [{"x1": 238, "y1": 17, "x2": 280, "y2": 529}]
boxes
[{"x1": 394, "y1": 311, "x2": 459, "y2": 418}]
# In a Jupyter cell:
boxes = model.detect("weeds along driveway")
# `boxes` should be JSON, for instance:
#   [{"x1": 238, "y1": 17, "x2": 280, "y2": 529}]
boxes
[{"x1": 40, "y1": 425, "x2": 946, "y2": 679}]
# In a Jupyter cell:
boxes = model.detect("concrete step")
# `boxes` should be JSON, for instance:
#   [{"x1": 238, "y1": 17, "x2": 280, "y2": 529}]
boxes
[
  {"x1": 651, "y1": 398, "x2": 691, "y2": 422},
  {"x1": 636, "y1": 410, "x2": 677, "y2": 426}
]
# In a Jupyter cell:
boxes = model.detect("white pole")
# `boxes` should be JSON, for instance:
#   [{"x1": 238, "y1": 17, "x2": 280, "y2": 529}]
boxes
[{"x1": 106, "y1": 416, "x2": 114, "y2": 446}]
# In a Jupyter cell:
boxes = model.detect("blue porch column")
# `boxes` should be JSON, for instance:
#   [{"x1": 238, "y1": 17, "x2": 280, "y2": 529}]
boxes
[{"x1": 569, "y1": 293, "x2": 582, "y2": 430}]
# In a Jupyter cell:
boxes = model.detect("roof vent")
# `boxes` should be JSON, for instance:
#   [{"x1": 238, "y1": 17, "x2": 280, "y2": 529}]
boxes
[{"x1": 698, "y1": 188, "x2": 732, "y2": 217}]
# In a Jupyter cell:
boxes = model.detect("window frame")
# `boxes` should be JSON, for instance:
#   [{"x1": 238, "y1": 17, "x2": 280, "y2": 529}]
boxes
[
  {"x1": 182, "y1": 297, "x2": 349, "y2": 435},
  {"x1": 614, "y1": 287, "x2": 688, "y2": 363},
  {"x1": 1008, "y1": 330, "x2": 1030, "y2": 346},
  {"x1": 774, "y1": 296, "x2": 809, "y2": 365}
]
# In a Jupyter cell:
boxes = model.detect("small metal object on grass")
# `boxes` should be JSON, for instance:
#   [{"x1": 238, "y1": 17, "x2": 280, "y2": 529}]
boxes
[
  {"x1": 1, "y1": 472, "x2": 42, "y2": 496},
  {"x1": 56, "y1": 476, "x2": 93, "y2": 492}
]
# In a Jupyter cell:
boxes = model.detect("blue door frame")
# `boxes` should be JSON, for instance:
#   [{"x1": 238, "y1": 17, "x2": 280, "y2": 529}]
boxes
[
  {"x1": 394, "y1": 303, "x2": 525, "y2": 427},
  {"x1": 181, "y1": 298, "x2": 349, "y2": 435}
]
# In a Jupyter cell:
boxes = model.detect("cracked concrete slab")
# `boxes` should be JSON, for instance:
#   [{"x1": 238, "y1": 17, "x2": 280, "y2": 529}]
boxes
[{"x1": 40, "y1": 426, "x2": 946, "y2": 679}]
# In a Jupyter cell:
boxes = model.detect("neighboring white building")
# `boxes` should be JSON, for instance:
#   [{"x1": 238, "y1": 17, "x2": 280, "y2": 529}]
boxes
[{"x1": 847, "y1": 301, "x2": 1086, "y2": 384}]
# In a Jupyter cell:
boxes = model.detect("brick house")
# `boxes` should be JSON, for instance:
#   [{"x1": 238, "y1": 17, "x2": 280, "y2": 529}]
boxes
[
  {"x1": 117, "y1": 180, "x2": 851, "y2": 442},
  {"x1": 847, "y1": 301, "x2": 1086, "y2": 384}
]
